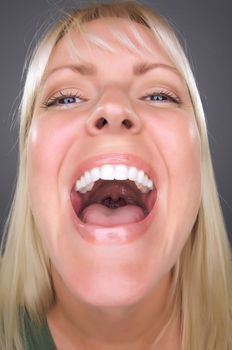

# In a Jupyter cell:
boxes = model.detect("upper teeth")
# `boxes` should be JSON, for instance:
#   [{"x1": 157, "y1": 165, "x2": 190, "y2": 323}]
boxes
[{"x1": 75, "y1": 164, "x2": 154, "y2": 194}]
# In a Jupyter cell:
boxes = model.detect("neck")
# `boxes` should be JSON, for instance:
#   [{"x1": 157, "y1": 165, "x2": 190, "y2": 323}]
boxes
[{"x1": 47, "y1": 269, "x2": 181, "y2": 350}]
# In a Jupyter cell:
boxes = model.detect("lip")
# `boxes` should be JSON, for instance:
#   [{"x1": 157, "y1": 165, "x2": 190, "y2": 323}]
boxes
[{"x1": 69, "y1": 153, "x2": 158, "y2": 245}]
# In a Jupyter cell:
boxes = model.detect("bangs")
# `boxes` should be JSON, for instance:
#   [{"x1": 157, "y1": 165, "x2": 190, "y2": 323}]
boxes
[
  {"x1": 64, "y1": 15, "x2": 155, "y2": 61},
  {"x1": 56, "y1": 2, "x2": 188, "y2": 84}
]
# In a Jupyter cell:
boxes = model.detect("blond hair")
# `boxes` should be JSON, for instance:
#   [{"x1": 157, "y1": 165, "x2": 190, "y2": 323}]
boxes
[{"x1": 0, "y1": 1, "x2": 231, "y2": 349}]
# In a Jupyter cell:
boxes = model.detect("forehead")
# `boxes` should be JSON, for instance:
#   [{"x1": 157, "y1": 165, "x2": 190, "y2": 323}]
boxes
[{"x1": 47, "y1": 17, "x2": 174, "y2": 70}]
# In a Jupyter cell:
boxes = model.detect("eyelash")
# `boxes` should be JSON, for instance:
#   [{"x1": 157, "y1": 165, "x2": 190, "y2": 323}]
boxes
[
  {"x1": 42, "y1": 89, "x2": 181, "y2": 109},
  {"x1": 142, "y1": 90, "x2": 181, "y2": 105},
  {"x1": 42, "y1": 90, "x2": 84, "y2": 109}
]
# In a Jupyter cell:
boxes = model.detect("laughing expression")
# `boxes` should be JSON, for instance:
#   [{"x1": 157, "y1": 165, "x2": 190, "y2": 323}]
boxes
[{"x1": 27, "y1": 18, "x2": 201, "y2": 307}]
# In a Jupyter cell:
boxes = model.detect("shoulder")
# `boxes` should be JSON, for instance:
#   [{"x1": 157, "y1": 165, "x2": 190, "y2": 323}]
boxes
[{"x1": 21, "y1": 310, "x2": 56, "y2": 350}]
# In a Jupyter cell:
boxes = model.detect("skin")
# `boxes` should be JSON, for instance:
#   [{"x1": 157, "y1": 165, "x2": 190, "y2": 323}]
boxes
[{"x1": 27, "y1": 18, "x2": 201, "y2": 349}]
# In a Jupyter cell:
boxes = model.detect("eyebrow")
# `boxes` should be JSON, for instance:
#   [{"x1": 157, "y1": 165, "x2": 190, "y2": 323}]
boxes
[
  {"x1": 133, "y1": 62, "x2": 181, "y2": 77},
  {"x1": 42, "y1": 61, "x2": 182, "y2": 84},
  {"x1": 42, "y1": 63, "x2": 96, "y2": 84}
]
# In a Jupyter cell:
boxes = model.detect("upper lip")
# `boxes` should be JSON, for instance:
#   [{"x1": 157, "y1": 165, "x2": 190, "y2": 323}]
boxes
[{"x1": 69, "y1": 153, "x2": 157, "y2": 191}]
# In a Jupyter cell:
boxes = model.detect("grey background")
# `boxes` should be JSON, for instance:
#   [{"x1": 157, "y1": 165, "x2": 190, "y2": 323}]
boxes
[{"x1": 0, "y1": 0, "x2": 231, "y2": 243}]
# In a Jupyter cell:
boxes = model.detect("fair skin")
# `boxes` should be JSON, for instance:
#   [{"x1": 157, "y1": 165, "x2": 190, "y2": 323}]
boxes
[{"x1": 27, "y1": 18, "x2": 201, "y2": 349}]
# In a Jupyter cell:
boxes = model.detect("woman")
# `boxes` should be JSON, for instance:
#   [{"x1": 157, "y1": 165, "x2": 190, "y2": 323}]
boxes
[{"x1": 0, "y1": 1, "x2": 231, "y2": 349}]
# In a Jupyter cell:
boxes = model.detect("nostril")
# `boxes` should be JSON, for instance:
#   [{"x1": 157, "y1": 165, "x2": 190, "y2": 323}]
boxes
[
  {"x1": 95, "y1": 117, "x2": 108, "y2": 129},
  {"x1": 95, "y1": 118, "x2": 133, "y2": 130},
  {"x1": 122, "y1": 119, "x2": 133, "y2": 129}
]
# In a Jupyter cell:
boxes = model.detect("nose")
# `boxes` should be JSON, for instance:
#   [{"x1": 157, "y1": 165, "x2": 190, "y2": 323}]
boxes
[{"x1": 86, "y1": 87, "x2": 142, "y2": 135}]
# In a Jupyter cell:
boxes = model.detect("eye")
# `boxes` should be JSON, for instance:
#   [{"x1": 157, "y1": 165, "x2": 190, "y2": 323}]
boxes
[
  {"x1": 142, "y1": 90, "x2": 181, "y2": 105},
  {"x1": 42, "y1": 90, "x2": 86, "y2": 109}
]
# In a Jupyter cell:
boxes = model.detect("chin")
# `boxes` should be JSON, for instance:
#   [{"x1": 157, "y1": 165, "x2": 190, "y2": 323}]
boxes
[
  {"x1": 51, "y1": 215, "x2": 174, "y2": 310},
  {"x1": 54, "y1": 249, "x2": 167, "y2": 308}
]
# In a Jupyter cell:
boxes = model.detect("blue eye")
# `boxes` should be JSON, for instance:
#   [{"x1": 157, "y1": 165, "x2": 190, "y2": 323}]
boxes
[
  {"x1": 147, "y1": 95, "x2": 168, "y2": 102},
  {"x1": 62, "y1": 96, "x2": 80, "y2": 105}
]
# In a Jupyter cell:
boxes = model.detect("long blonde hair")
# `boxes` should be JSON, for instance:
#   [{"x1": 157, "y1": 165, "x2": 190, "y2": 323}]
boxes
[{"x1": 0, "y1": 1, "x2": 231, "y2": 349}]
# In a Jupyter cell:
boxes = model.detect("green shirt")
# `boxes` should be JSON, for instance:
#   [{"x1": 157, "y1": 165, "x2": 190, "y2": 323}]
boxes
[{"x1": 22, "y1": 311, "x2": 56, "y2": 350}]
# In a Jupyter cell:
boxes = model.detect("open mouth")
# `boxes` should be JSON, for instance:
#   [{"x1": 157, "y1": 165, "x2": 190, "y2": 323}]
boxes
[{"x1": 70, "y1": 164, "x2": 157, "y2": 227}]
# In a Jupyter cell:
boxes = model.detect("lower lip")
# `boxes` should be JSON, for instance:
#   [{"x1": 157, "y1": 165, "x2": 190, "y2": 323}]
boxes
[{"x1": 70, "y1": 191, "x2": 157, "y2": 245}]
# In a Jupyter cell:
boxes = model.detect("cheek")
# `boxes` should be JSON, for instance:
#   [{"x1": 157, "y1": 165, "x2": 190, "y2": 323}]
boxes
[
  {"x1": 146, "y1": 109, "x2": 201, "y2": 185},
  {"x1": 164, "y1": 117, "x2": 201, "y2": 228},
  {"x1": 145, "y1": 109, "x2": 201, "y2": 253},
  {"x1": 27, "y1": 112, "x2": 86, "y2": 183},
  {"x1": 26, "y1": 114, "x2": 84, "y2": 245},
  {"x1": 162, "y1": 119, "x2": 201, "y2": 182},
  {"x1": 27, "y1": 117, "x2": 70, "y2": 177}
]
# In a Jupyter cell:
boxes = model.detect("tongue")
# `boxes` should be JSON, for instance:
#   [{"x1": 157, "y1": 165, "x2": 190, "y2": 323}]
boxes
[{"x1": 81, "y1": 204, "x2": 145, "y2": 226}]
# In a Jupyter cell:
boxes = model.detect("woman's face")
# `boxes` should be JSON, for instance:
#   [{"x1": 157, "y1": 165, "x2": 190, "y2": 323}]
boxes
[{"x1": 27, "y1": 18, "x2": 201, "y2": 307}]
